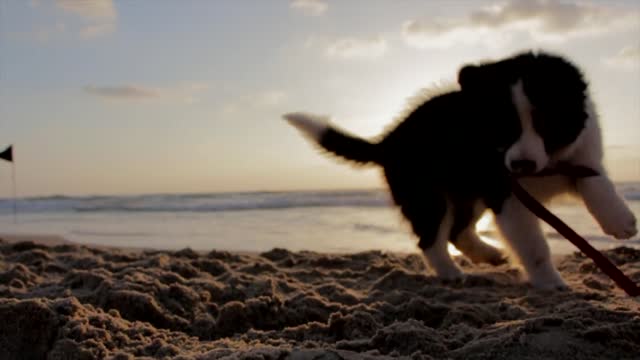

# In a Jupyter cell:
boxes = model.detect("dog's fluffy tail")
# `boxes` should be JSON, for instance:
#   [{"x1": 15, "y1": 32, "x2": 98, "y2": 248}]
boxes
[{"x1": 283, "y1": 112, "x2": 380, "y2": 165}]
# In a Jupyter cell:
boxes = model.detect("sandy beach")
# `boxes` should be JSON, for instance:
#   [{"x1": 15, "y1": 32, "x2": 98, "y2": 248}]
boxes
[{"x1": 0, "y1": 236, "x2": 638, "y2": 359}]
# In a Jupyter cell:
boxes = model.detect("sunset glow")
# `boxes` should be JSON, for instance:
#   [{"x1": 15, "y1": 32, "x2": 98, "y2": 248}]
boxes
[{"x1": 0, "y1": 0, "x2": 638, "y2": 197}]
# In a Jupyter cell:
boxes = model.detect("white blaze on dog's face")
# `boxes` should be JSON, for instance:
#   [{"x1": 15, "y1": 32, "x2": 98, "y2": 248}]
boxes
[
  {"x1": 458, "y1": 52, "x2": 590, "y2": 176},
  {"x1": 505, "y1": 80, "x2": 549, "y2": 174}
]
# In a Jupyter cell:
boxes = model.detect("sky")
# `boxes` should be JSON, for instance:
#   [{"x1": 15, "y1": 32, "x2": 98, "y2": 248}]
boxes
[{"x1": 0, "y1": 0, "x2": 639, "y2": 197}]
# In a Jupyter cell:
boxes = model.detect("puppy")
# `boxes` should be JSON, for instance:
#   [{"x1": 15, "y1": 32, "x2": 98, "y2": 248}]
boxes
[{"x1": 284, "y1": 50, "x2": 637, "y2": 289}]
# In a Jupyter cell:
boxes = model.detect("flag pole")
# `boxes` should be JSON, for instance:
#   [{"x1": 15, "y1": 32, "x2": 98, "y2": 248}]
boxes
[
  {"x1": 0, "y1": 145, "x2": 15, "y2": 222},
  {"x1": 11, "y1": 160, "x2": 16, "y2": 224}
]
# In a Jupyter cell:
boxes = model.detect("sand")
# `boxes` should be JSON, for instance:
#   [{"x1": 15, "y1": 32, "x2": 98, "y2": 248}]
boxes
[{"x1": 0, "y1": 237, "x2": 639, "y2": 359}]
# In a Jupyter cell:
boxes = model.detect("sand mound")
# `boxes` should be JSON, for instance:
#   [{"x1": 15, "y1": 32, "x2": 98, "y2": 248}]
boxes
[{"x1": 0, "y1": 238, "x2": 639, "y2": 359}]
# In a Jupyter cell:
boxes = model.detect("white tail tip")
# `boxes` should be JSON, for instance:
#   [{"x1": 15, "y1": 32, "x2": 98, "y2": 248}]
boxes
[{"x1": 283, "y1": 112, "x2": 329, "y2": 142}]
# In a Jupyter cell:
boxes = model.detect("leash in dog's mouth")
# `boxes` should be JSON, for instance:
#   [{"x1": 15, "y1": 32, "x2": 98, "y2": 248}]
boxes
[{"x1": 512, "y1": 165, "x2": 640, "y2": 297}]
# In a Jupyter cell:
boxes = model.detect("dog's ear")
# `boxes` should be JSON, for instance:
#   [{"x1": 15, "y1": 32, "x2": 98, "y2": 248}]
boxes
[{"x1": 457, "y1": 65, "x2": 480, "y2": 90}]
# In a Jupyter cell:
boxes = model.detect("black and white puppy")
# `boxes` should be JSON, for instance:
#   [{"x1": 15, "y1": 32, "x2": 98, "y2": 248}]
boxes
[{"x1": 284, "y1": 50, "x2": 637, "y2": 289}]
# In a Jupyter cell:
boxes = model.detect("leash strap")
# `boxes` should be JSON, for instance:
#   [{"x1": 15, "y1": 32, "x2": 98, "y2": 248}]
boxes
[{"x1": 511, "y1": 177, "x2": 640, "y2": 296}]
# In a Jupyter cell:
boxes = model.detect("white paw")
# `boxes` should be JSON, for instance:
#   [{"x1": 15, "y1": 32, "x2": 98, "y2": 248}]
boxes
[
  {"x1": 423, "y1": 249, "x2": 464, "y2": 280},
  {"x1": 526, "y1": 266, "x2": 567, "y2": 290},
  {"x1": 578, "y1": 176, "x2": 638, "y2": 240},
  {"x1": 463, "y1": 243, "x2": 507, "y2": 266},
  {"x1": 433, "y1": 265, "x2": 465, "y2": 281},
  {"x1": 598, "y1": 204, "x2": 638, "y2": 240}
]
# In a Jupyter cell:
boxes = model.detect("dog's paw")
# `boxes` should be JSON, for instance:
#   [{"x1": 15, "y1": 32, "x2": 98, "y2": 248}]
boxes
[
  {"x1": 455, "y1": 236, "x2": 508, "y2": 266},
  {"x1": 466, "y1": 251, "x2": 508, "y2": 266},
  {"x1": 433, "y1": 266, "x2": 465, "y2": 281},
  {"x1": 599, "y1": 204, "x2": 638, "y2": 240},
  {"x1": 474, "y1": 249, "x2": 508, "y2": 266},
  {"x1": 529, "y1": 282, "x2": 569, "y2": 292},
  {"x1": 488, "y1": 254, "x2": 509, "y2": 266},
  {"x1": 527, "y1": 266, "x2": 568, "y2": 290}
]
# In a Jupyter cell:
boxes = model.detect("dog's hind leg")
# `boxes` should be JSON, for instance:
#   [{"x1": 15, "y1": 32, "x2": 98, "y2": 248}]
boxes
[
  {"x1": 403, "y1": 195, "x2": 463, "y2": 280},
  {"x1": 451, "y1": 202, "x2": 506, "y2": 266},
  {"x1": 385, "y1": 168, "x2": 462, "y2": 279},
  {"x1": 455, "y1": 229, "x2": 507, "y2": 266},
  {"x1": 421, "y1": 224, "x2": 464, "y2": 280}
]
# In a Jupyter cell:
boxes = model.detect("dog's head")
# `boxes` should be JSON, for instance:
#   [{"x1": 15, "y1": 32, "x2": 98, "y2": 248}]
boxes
[{"x1": 458, "y1": 51, "x2": 589, "y2": 175}]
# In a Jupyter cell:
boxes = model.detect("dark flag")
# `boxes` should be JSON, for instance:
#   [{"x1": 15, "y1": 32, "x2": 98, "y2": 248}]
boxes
[{"x1": 0, "y1": 145, "x2": 12, "y2": 163}]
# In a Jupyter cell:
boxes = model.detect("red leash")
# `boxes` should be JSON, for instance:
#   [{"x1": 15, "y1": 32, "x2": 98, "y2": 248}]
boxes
[{"x1": 511, "y1": 175, "x2": 640, "y2": 297}]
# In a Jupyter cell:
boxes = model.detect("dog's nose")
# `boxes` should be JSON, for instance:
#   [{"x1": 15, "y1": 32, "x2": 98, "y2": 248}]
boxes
[{"x1": 510, "y1": 159, "x2": 537, "y2": 174}]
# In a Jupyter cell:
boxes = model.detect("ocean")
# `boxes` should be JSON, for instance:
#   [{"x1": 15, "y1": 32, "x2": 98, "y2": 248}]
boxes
[{"x1": 1, "y1": 183, "x2": 639, "y2": 255}]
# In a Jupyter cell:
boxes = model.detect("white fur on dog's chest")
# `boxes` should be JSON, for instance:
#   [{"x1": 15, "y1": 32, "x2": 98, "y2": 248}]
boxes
[{"x1": 517, "y1": 175, "x2": 576, "y2": 203}]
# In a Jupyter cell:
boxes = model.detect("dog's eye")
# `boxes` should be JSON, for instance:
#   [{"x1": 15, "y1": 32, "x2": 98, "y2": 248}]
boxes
[{"x1": 531, "y1": 108, "x2": 541, "y2": 119}]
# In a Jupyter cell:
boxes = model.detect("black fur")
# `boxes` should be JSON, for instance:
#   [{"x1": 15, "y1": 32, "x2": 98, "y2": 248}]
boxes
[
  {"x1": 320, "y1": 128, "x2": 380, "y2": 165},
  {"x1": 312, "y1": 51, "x2": 589, "y2": 250}
]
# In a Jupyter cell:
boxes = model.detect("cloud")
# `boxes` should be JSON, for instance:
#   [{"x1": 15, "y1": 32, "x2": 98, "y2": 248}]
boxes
[
  {"x1": 258, "y1": 91, "x2": 288, "y2": 106},
  {"x1": 84, "y1": 85, "x2": 159, "y2": 99},
  {"x1": 84, "y1": 83, "x2": 209, "y2": 103},
  {"x1": 326, "y1": 36, "x2": 387, "y2": 59},
  {"x1": 56, "y1": 0, "x2": 116, "y2": 19},
  {"x1": 178, "y1": 83, "x2": 209, "y2": 104},
  {"x1": 290, "y1": 0, "x2": 327, "y2": 16},
  {"x1": 402, "y1": 0, "x2": 639, "y2": 49},
  {"x1": 55, "y1": 0, "x2": 117, "y2": 38},
  {"x1": 605, "y1": 45, "x2": 640, "y2": 69},
  {"x1": 14, "y1": 22, "x2": 66, "y2": 42},
  {"x1": 79, "y1": 23, "x2": 116, "y2": 39},
  {"x1": 222, "y1": 90, "x2": 288, "y2": 115}
]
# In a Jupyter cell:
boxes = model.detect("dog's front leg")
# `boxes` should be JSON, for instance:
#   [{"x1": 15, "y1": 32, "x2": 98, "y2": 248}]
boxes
[
  {"x1": 576, "y1": 174, "x2": 637, "y2": 239},
  {"x1": 494, "y1": 195, "x2": 567, "y2": 289}
]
